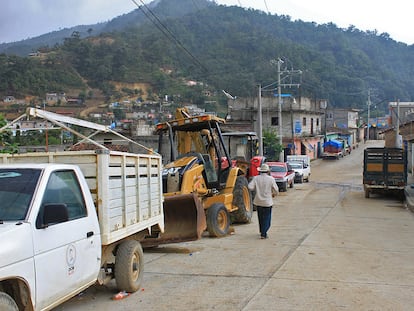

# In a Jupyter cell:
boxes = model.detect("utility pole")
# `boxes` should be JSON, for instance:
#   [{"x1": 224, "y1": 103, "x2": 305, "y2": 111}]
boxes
[
  {"x1": 258, "y1": 84, "x2": 263, "y2": 156},
  {"x1": 366, "y1": 89, "x2": 371, "y2": 142},
  {"x1": 277, "y1": 59, "x2": 283, "y2": 161},
  {"x1": 258, "y1": 58, "x2": 301, "y2": 161},
  {"x1": 274, "y1": 58, "x2": 301, "y2": 161},
  {"x1": 396, "y1": 98, "x2": 401, "y2": 147}
]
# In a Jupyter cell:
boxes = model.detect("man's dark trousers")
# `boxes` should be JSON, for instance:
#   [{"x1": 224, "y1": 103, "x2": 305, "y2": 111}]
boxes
[{"x1": 256, "y1": 205, "x2": 272, "y2": 238}]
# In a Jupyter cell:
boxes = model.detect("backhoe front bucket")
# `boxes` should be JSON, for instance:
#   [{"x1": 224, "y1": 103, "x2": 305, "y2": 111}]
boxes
[{"x1": 142, "y1": 193, "x2": 206, "y2": 247}]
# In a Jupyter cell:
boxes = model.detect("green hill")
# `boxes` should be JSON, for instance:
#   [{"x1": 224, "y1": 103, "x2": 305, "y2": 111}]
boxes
[{"x1": 0, "y1": 0, "x2": 413, "y2": 112}]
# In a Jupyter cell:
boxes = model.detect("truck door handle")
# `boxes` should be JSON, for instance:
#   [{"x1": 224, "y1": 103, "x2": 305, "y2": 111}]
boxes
[{"x1": 87, "y1": 231, "x2": 94, "y2": 238}]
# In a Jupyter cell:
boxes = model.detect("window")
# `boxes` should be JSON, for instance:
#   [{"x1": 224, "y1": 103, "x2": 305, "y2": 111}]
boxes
[
  {"x1": 316, "y1": 118, "x2": 319, "y2": 126},
  {"x1": 37, "y1": 170, "x2": 87, "y2": 227},
  {"x1": 271, "y1": 117, "x2": 279, "y2": 126},
  {"x1": 0, "y1": 168, "x2": 41, "y2": 221},
  {"x1": 302, "y1": 117, "x2": 307, "y2": 126}
]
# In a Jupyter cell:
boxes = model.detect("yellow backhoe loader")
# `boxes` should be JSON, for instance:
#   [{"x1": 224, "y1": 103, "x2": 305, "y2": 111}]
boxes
[{"x1": 152, "y1": 108, "x2": 253, "y2": 240}]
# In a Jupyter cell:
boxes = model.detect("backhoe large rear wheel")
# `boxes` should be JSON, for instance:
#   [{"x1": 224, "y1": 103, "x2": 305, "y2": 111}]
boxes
[
  {"x1": 206, "y1": 203, "x2": 230, "y2": 237},
  {"x1": 231, "y1": 176, "x2": 253, "y2": 223}
]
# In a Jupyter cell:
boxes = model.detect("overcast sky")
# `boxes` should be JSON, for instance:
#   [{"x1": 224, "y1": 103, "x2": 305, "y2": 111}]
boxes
[{"x1": 1, "y1": 0, "x2": 413, "y2": 45}]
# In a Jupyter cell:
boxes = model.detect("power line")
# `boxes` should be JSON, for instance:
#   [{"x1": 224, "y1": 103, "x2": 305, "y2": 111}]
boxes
[
  {"x1": 263, "y1": 0, "x2": 270, "y2": 13},
  {"x1": 131, "y1": 0, "x2": 208, "y2": 73}
]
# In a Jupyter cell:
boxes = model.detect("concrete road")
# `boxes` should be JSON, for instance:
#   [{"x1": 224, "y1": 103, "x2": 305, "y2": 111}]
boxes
[{"x1": 56, "y1": 140, "x2": 414, "y2": 311}]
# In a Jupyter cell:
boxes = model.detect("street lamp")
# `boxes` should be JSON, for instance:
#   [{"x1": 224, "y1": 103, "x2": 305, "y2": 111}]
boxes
[{"x1": 222, "y1": 90, "x2": 236, "y2": 121}]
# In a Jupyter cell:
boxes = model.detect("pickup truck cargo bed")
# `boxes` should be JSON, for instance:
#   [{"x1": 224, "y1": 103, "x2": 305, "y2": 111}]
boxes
[{"x1": 0, "y1": 149, "x2": 164, "y2": 245}]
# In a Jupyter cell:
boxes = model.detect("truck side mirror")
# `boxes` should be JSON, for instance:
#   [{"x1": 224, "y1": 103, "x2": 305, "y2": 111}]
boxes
[{"x1": 37, "y1": 203, "x2": 69, "y2": 228}]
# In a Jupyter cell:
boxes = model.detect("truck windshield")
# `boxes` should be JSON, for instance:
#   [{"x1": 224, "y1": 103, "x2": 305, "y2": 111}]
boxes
[
  {"x1": 0, "y1": 168, "x2": 41, "y2": 221},
  {"x1": 288, "y1": 162, "x2": 303, "y2": 169}
]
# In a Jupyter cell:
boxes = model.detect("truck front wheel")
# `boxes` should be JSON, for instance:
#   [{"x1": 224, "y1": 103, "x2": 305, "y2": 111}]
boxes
[
  {"x1": 115, "y1": 240, "x2": 144, "y2": 292},
  {"x1": 0, "y1": 292, "x2": 18, "y2": 311},
  {"x1": 207, "y1": 203, "x2": 230, "y2": 237}
]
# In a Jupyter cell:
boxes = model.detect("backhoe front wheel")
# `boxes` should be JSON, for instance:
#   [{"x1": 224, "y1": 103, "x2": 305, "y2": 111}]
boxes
[
  {"x1": 115, "y1": 240, "x2": 144, "y2": 292},
  {"x1": 206, "y1": 203, "x2": 230, "y2": 237}
]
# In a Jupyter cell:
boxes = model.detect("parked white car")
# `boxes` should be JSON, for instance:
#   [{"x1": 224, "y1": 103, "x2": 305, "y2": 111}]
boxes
[{"x1": 287, "y1": 160, "x2": 310, "y2": 183}]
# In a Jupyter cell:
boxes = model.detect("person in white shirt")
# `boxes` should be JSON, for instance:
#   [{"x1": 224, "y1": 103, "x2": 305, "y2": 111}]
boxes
[{"x1": 248, "y1": 164, "x2": 279, "y2": 239}]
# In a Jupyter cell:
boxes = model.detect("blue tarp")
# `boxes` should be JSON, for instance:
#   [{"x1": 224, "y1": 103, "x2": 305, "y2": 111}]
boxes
[{"x1": 323, "y1": 139, "x2": 343, "y2": 148}]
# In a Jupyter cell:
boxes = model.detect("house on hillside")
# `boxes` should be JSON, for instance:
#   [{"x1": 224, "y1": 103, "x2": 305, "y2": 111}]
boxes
[
  {"x1": 46, "y1": 93, "x2": 66, "y2": 104},
  {"x1": 13, "y1": 120, "x2": 54, "y2": 133},
  {"x1": 3, "y1": 96, "x2": 15, "y2": 103},
  {"x1": 66, "y1": 98, "x2": 83, "y2": 106}
]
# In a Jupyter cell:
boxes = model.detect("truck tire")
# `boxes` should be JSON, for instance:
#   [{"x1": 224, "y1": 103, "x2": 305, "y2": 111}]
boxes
[
  {"x1": 365, "y1": 188, "x2": 370, "y2": 198},
  {"x1": 290, "y1": 179, "x2": 294, "y2": 188},
  {"x1": 0, "y1": 292, "x2": 18, "y2": 311},
  {"x1": 231, "y1": 176, "x2": 253, "y2": 223},
  {"x1": 206, "y1": 203, "x2": 230, "y2": 237},
  {"x1": 115, "y1": 240, "x2": 144, "y2": 292}
]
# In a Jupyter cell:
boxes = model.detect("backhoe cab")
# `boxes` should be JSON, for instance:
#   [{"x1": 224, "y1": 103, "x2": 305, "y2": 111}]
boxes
[{"x1": 155, "y1": 108, "x2": 253, "y2": 238}]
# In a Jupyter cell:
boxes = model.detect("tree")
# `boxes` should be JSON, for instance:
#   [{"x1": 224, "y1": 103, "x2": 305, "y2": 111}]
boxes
[
  {"x1": 263, "y1": 128, "x2": 282, "y2": 161},
  {"x1": 113, "y1": 108, "x2": 125, "y2": 120},
  {"x1": 0, "y1": 114, "x2": 18, "y2": 153}
]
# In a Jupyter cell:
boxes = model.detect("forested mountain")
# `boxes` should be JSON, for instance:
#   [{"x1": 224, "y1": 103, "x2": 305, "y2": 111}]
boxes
[
  {"x1": 0, "y1": 0, "x2": 212, "y2": 56},
  {"x1": 1, "y1": 0, "x2": 413, "y2": 111}
]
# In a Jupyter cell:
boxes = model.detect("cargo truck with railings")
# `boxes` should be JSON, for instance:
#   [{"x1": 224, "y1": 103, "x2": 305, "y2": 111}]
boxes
[{"x1": 363, "y1": 147, "x2": 407, "y2": 199}]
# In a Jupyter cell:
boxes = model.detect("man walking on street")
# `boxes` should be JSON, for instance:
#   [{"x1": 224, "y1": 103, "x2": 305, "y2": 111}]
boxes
[{"x1": 248, "y1": 163, "x2": 279, "y2": 239}]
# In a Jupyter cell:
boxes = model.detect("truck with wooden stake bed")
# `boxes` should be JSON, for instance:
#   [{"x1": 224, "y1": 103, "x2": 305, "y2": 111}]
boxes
[
  {"x1": 363, "y1": 147, "x2": 407, "y2": 199},
  {"x1": 322, "y1": 139, "x2": 344, "y2": 159},
  {"x1": 0, "y1": 108, "x2": 203, "y2": 311}
]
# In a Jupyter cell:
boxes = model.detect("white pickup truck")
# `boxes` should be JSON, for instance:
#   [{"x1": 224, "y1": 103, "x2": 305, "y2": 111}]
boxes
[
  {"x1": 286, "y1": 155, "x2": 311, "y2": 183},
  {"x1": 0, "y1": 108, "x2": 206, "y2": 311},
  {"x1": 0, "y1": 150, "x2": 164, "y2": 310}
]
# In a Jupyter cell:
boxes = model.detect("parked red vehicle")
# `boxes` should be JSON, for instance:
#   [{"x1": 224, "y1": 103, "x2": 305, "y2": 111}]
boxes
[
  {"x1": 322, "y1": 139, "x2": 344, "y2": 159},
  {"x1": 267, "y1": 161, "x2": 295, "y2": 191}
]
